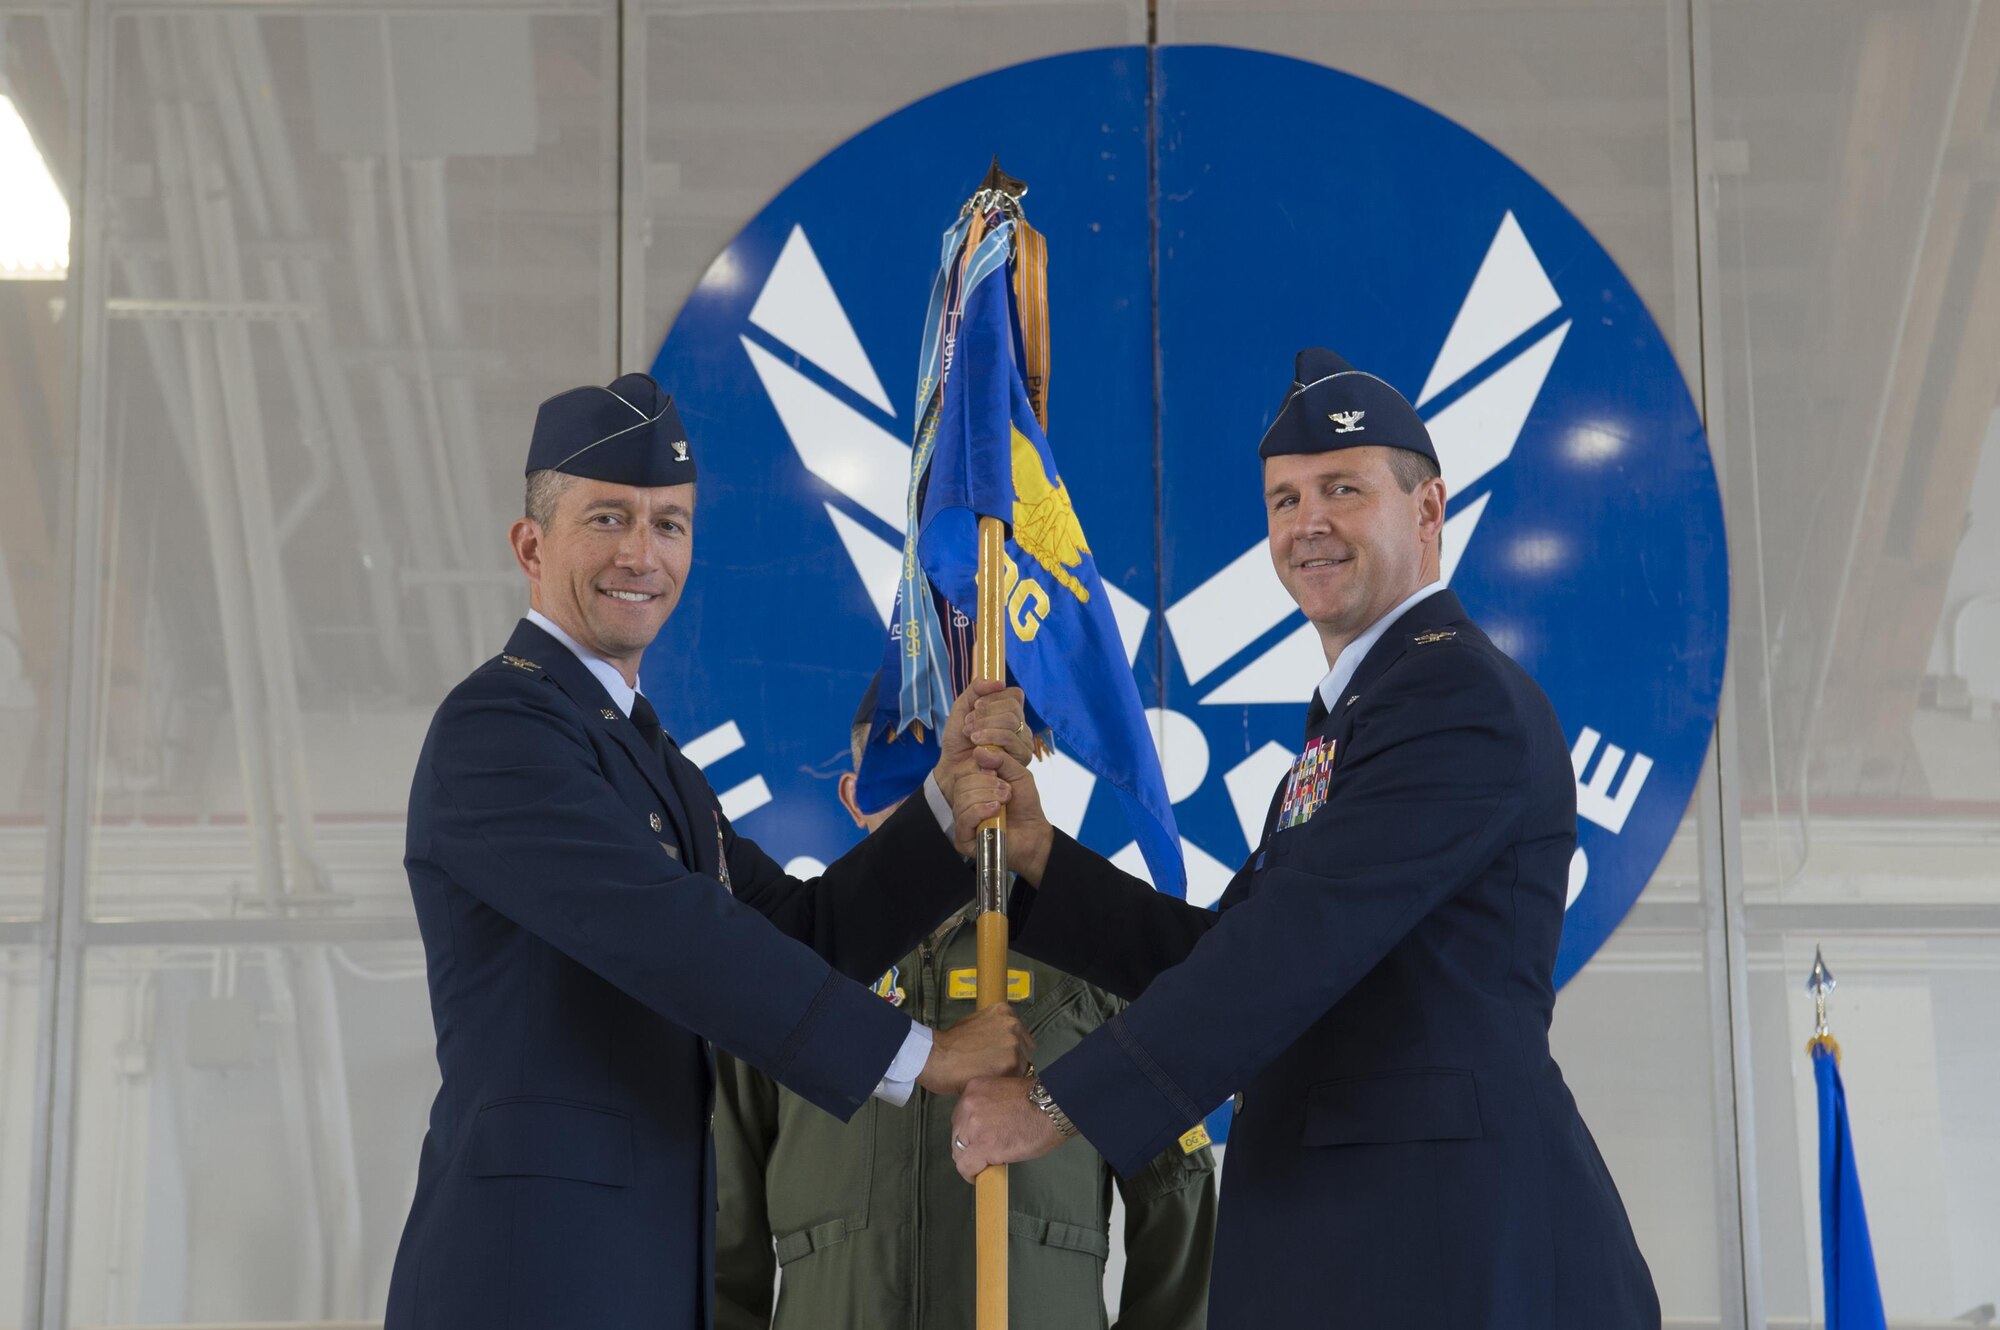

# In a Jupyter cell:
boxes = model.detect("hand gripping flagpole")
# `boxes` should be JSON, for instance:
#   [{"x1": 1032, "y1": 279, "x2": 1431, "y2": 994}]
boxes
[{"x1": 968, "y1": 155, "x2": 1026, "y2": 1330}]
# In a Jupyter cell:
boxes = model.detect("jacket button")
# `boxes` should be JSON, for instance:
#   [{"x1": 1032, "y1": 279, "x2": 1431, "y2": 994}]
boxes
[{"x1": 649, "y1": 813, "x2": 662, "y2": 832}]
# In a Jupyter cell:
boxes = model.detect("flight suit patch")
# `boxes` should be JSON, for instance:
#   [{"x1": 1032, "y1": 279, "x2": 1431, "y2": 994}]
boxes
[
  {"x1": 1275, "y1": 737, "x2": 1336, "y2": 832},
  {"x1": 946, "y1": 968, "x2": 1032, "y2": 1001},
  {"x1": 871, "y1": 966, "x2": 907, "y2": 1006}
]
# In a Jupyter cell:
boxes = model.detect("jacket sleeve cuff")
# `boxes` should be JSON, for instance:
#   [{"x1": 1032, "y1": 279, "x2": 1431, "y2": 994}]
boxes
[
  {"x1": 1039, "y1": 1013, "x2": 1206, "y2": 1179},
  {"x1": 771, "y1": 970, "x2": 919, "y2": 1120}
]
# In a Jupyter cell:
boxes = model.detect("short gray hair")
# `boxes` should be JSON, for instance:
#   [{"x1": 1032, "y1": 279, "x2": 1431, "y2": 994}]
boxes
[
  {"x1": 524, "y1": 469, "x2": 577, "y2": 527},
  {"x1": 1385, "y1": 450, "x2": 1441, "y2": 495}
]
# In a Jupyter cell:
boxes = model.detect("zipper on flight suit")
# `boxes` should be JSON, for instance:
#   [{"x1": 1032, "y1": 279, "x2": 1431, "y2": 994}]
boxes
[
  {"x1": 911, "y1": 908, "x2": 972, "y2": 1330},
  {"x1": 911, "y1": 937, "x2": 934, "y2": 1329}
]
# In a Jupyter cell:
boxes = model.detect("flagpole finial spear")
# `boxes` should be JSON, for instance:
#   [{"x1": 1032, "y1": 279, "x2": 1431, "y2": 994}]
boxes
[
  {"x1": 964, "y1": 156, "x2": 1028, "y2": 220},
  {"x1": 1807, "y1": 945, "x2": 1840, "y2": 1060}
]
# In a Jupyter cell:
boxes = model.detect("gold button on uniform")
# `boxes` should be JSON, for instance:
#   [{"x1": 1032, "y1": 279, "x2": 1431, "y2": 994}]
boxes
[{"x1": 649, "y1": 813, "x2": 663, "y2": 832}]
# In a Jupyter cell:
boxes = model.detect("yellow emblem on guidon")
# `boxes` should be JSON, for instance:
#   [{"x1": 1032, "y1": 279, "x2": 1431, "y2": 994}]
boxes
[
  {"x1": 947, "y1": 968, "x2": 1032, "y2": 1002},
  {"x1": 1010, "y1": 427, "x2": 1091, "y2": 602},
  {"x1": 1178, "y1": 1123, "x2": 1212, "y2": 1155},
  {"x1": 999, "y1": 427, "x2": 1094, "y2": 646}
]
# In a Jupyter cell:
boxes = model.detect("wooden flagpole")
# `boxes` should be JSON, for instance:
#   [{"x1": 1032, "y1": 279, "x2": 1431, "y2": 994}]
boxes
[
  {"x1": 973, "y1": 511, "x2": 1009, "y2": 1330},
  {"x1": 962, "y1": 157, "x2": 1027, "y2": 1329}
]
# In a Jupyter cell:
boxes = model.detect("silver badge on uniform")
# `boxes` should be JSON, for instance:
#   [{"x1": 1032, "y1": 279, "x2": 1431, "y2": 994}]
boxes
[{"x1": 649, "y1": 812, "x2": 662, "y2": 833}]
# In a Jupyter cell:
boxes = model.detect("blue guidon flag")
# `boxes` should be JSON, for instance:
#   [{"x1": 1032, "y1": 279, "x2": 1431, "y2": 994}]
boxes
[
  {"x1": 859, "y1": 178, "x2": 1184, "y2": 896},
  {"x1": 1808, "y1": 948, "x2": 1887, "y2": 1330}
]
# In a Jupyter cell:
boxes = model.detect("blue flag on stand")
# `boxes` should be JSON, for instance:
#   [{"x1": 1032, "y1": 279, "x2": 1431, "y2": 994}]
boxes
[
  {"x1": 1811, "y1": 1036, "x2": 1887, "y2": 1330},
  {"x1": 860, "y1": 191, "x2": 1183, "y2": 895}
]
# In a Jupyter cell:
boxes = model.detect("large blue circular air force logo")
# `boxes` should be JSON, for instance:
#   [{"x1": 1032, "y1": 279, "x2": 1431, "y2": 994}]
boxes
[{"x1": 648, "y1": 46, "x2": 1728, "y2": 992}]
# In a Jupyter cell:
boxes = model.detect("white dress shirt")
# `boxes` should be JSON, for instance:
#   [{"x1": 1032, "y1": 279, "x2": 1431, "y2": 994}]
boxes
[
  {"x1": 1314, "y1": 580, "x2": 1449, "y2": 717},
  {"x1": 520, "y1": 610, "x2": 932, "y2": 1104}
]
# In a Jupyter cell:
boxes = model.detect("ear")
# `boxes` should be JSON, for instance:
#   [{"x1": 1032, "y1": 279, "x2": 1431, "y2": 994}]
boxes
[
  {"x1": 510, "y1": 518, "x2": 543, "y2": 585},
  {"x1": 836, "y1": 772, "x2": 869, "y2": 830},
  {"x1": 1416, "y1": 475, "x2": 1448, "y2": 542}
]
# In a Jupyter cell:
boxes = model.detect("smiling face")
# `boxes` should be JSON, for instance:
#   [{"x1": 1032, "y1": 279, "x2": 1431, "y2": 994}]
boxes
[
  {"x1": 1264, "y1": 446, "x2": 1445, "y2": 665},
  {"x1": 509, "y1": 476, "x2": 696, "y2": 683}
]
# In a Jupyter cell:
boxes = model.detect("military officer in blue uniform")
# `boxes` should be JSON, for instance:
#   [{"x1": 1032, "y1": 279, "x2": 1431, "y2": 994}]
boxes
[
  {"x1": 386, "y1": 373, "x2": 1035, "y2": 1330},
  {"x1": 950, "y1": 350, "x2": 1661, "y2": 1328}
]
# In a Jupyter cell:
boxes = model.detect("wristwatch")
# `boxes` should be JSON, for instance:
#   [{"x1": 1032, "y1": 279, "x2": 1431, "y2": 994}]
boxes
[{"x1": 1026, "y1": 1077, "x2": 1077, "y2": 1140}]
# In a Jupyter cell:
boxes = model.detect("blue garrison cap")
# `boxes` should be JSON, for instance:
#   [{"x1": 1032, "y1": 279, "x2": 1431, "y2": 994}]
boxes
[
  {"x1": 1257, "y1": 348, "x2": 1437, "y2": 469},
  {"x1": 526, "y1": 372, "x2": 695, "y2": 486}
]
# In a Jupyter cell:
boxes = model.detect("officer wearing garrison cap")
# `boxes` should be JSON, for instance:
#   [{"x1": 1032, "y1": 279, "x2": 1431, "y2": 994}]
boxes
[
  {"x1": 949, "y1": 350, "x2": 1661, "y2": 1328},
  {"x1": 386, "y1": 373, "x2": 1036, "y2": 1330}
]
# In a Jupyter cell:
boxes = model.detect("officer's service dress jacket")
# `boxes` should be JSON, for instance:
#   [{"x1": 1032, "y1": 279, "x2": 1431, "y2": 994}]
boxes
[
  {"x1": 386, "y1": 619, "x2": 970, "y2": 1330},
  {"x1": 1013, "y1": 590, "x2": 1660, "y2": 1329},
  {"x1": 712, "y1": 905, "x2": 1217, "y2": 1330}
]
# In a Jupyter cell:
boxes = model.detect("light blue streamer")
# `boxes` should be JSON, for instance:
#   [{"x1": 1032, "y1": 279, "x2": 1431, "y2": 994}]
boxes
[{"x1": 890, "y1": 215, "x2": 1018, "y2": 741}]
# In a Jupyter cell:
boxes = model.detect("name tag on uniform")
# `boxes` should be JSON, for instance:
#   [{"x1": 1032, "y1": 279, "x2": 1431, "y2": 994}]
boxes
[
  {"x1": 946, "y1": 968, "x2": 1032, "y2": 1001},
  {"x1": 1274, "y1": 737, "x2": 1336, "y2": 832}
]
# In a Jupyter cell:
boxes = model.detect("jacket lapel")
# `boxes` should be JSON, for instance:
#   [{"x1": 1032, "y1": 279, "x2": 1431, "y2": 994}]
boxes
[
  {"x1": 656, "y1": 741, "x2": 721, "y2": 877},
  {"x1": 505, "y1": 620, "x2": 696, "y2": 856},
  {"x1": 1241, "y1": 589, "x2": 1473, "y2": 871},
  {"x1": 1326, "y1": 588, "x2": 1472, "y2": 749}
]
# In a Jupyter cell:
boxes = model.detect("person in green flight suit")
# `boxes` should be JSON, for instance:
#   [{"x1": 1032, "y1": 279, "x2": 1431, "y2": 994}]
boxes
[{"x1": 711, "y1": 681, "x2": 1218, "y2": 1330}]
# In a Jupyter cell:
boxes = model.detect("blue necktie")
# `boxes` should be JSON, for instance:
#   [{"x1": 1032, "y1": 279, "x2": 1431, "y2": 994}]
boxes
[{"x1": 629, "y1": 692, "x2": 668, "y2": 761}]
